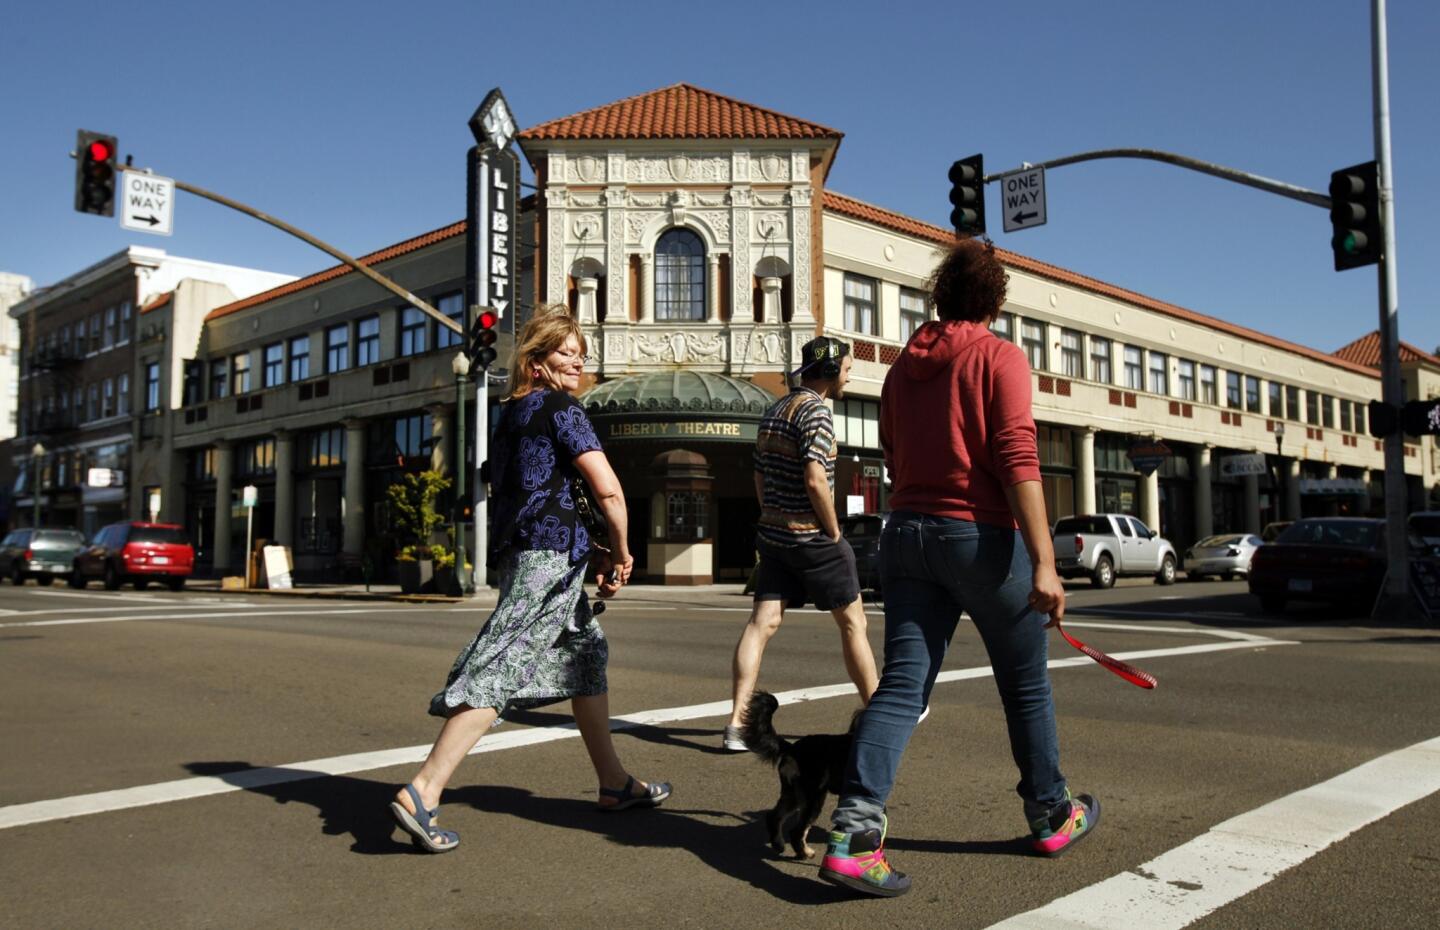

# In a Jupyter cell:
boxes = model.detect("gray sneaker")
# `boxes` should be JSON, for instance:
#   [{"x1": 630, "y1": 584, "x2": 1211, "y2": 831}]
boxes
[{"x1": 722, "y1": 725, "x2": 749, "y2": 752}]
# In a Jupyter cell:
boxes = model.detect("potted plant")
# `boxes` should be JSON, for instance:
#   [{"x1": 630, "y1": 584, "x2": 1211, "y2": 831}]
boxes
[
  {"x1": 431, "y1": 543, "x2": 456, "y2": 596},
  {"x1": 387, "y1": 469, "x2": 452, "y2": 594}
]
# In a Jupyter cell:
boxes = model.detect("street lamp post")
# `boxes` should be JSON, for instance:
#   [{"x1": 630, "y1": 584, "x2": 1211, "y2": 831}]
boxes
[
  {"x1": 31, "y1": 442, "x2": 46, "y2": 528},
  {"x1": 451, "y1": 351, "x2": 472, "y2": 595}
]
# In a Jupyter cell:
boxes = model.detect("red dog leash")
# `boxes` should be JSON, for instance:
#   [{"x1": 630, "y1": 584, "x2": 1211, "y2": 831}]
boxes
[{"x1": 1053, "y1": 617, "x2": 1158, "y2": 689}]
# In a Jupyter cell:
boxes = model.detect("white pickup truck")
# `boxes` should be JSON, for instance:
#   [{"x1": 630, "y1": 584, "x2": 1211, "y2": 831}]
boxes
[{"x1": 1052, "y1": 514, "x2": 1179, "y2": 588}]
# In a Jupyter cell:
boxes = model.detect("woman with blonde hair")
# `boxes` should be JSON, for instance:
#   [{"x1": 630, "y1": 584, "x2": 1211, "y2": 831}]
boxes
[{"x1": 389, "y1": 305, "x2": 668, "y2": 853}]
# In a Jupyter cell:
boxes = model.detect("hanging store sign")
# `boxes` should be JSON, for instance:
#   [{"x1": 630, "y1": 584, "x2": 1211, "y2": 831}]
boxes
[
  {"x1": 1299, "y1": 478, "x2": 1369, "y2": 496},
  {"x1": 1126, "y1": 440, "x2": 1171, "y2": 476},
  {"x1": 467, "y1": 88, "x2": 520, "y2": 335},
  {"x1": 1219, "y1": 453, "x2": 1268, "y2": 477}
]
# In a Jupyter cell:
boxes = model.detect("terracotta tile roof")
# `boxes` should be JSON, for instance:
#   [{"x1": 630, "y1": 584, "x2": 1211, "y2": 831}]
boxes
[
  {"x1": 1332, "y1": 331, "x2": 1440, "y2": 369},
  {"x1": 517, "y1": 83, "x2": 843, "y2": 142},
  {"x1": 822, "y1": 191, "x2": 1381, "y2": 379},
  {"x1": 203, "y1": 220, "x2": 467, "y2": 322},
  {"x1": 140, "y1": 291, "x2": 173, "y2": 314}
]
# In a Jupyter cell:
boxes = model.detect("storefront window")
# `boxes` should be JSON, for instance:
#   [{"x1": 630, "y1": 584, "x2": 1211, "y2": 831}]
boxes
[
  {"x1": 666, "y1": 491, "x2": 709, "y2": 541},
  {"x1": 833, "y1": 398, "x2": 879, "y2": 449},
  {"x1": 305, "y1": 427, "x2": 346, "y2": 468}
]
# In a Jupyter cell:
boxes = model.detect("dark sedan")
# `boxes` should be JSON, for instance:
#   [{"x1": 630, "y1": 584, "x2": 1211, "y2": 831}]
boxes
[
  {"x1": 841, "y1": 514, "x2": 885, "y2": 595},
  {"x1": 1248, "y1": 517, "x2": 1386, "y2": 614}
]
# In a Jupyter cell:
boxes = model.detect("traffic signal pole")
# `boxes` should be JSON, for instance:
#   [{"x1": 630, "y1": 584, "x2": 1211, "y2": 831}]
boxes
[{"x1": 1371, "y1": 0, "x2": 1408, "y2": 600}]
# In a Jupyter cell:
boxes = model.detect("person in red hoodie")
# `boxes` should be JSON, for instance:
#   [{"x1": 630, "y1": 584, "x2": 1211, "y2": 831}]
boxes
[{"x1": 819, "y1": 239, "x2": 1099, "y2": 898}]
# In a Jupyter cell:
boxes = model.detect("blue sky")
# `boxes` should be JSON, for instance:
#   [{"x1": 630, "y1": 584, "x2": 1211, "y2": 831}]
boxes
[{"x1": 4, "y1": 0, "x2": 1437, "y2": 356}]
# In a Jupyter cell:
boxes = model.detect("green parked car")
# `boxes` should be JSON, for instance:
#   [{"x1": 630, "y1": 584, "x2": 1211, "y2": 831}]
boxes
[{"x1": 0, "y1": 528, "x2": 88, "y2": 586}]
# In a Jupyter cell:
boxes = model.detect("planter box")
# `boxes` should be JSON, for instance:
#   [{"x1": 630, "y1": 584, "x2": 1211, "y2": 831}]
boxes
[{"x1": 397, "y1": 559, "x2": 433, "y2": 594}]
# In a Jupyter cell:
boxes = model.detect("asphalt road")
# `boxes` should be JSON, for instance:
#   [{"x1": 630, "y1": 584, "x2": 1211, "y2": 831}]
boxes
[{"x1": 1, "y1": 578, "x2": 1437, "y2": 929}]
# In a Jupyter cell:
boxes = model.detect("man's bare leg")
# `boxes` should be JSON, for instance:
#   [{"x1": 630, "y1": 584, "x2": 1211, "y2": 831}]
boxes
[
  {"x1": 831, "y1": 597, "x2": 878, "y2": 704},
  {"x1": 728, "y1": 598, "x2": 786, "y2": 729}
]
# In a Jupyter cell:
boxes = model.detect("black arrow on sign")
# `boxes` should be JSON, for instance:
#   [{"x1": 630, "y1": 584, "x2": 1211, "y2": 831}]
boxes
[
  {"x1": 1011, "y1": 210, "x2": 1038, "y2": 224},
  {"x1": 131, "y1": 213, "x2": 160, "y2": 226}
]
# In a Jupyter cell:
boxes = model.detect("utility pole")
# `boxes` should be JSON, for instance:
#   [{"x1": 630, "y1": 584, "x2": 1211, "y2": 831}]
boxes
[{"x1": 1371, "y1": 0, "x2": 1408, "y2": 601}]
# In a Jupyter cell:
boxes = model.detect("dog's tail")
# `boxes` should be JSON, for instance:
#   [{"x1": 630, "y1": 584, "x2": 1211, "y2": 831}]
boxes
[{"x1": 739, "y1": 690, "x2": 790, "y2": 766}]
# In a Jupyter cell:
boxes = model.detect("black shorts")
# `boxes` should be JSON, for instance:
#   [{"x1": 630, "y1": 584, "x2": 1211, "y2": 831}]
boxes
[{"x1": 754, "y1": 534, "x2": 861, "y2": 611}]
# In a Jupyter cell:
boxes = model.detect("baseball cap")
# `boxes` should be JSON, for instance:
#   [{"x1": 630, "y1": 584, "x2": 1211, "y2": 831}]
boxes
[{"x1": 790, "y1": 336, "x2": 850, "y2": 379}]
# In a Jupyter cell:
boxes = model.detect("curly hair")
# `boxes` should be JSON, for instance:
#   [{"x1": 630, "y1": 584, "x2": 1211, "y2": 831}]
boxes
[{"x1": 924, "y1": 238, "x2": 1009, "y2": 324}]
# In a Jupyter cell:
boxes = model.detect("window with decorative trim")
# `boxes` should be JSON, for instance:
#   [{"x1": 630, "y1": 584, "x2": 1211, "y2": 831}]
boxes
[
  {"x1": 665, "y1": 491, "x2": 710, "y2": 541},
  {"x1": 655, "y1": 229, "x2": 706, "y2": 321}
]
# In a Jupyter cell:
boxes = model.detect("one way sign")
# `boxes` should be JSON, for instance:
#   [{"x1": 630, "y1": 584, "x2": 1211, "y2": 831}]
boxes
[
  {"x1": 120, "y1": 171, "x2": 175, "y2": 236},
  {"x1": 1001, "y1": 166, "x2": 1047, "y2": 233}
]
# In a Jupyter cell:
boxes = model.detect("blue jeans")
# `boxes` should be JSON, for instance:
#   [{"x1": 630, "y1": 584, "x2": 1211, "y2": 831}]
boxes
[{"x1": 832, "y1": 512, "x2": 1067, "y2": 834}]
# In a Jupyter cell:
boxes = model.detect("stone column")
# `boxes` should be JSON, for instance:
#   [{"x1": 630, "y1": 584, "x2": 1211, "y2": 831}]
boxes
[
  {"x1": 1076, "y1": 428, "x2": 1097, "y2": 514},
  {"x1": 1141, "y1": 469, "x2": 1161, "y2": 531},
  {"x1": 1243, "y1": 473, "x2": 1261, "y2": 534},
  {"x1": 343, "y1": 419, "x2": 366, "y2": 555},
  {"x1": 1285, "y1": 458, "x2": 1302, "y2": 520},
  {"x1": 273, "y1": 430, "x2": 295, "y2": 548},
  {"x1": 759, "y1": 277, "x2": 783, "y2": 326},
  {"x1": 427, "y1": 404, "x2": 453, "y2": 475},
  {"x1": 707, "y1": 255, "x2": 721, "y2": 322},
  {"x1": 639, "y1": 254, "x2": 654, "y2": 323},
  {"x1": 213, "y1": 440, "x2": 233, "y2": 574},
  {"x1": 1194, "y1": 444, "x2": 1214, "y2": 539},
  {"x1": 576, "y1": 276, "x2": 599, "y2": 325},
  {"x1": 1325, "y1": 463, "x2": 1339, "y2": 516}
]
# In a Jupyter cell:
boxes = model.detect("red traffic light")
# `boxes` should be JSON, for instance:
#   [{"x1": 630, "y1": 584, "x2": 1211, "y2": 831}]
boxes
[
  {"x1": 478, "y1": 309, "x2": 498, "y2": 329},
  {"x1": 88, "y1": 139, "x2": 113, "y2": 162}
]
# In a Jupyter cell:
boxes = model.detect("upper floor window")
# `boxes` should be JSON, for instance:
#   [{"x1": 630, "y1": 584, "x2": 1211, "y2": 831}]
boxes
[
  {"x1": 289, "y1": 335, "x2": 310, "y2": 382},
  {"x1": 211, "y1": 359, "x2": 229, "y2": 400},
  {"x1": 1148, "y1": 352, "x2": 1169, "y2": 396},
  {"x1": 1059, "y1": 329, "x2": 1083, "y2": 378},
  {"x1": 1354, "y1": 402, "x2": 1366, "y2": 435},
  {"x1": 88, "y1": 314, "x2": 101, "y2": 353},
  {"x1": 103, "y1": 306, "x2": 117, "y2": 349},
  {"x1": 118, "y1": 301, "x2": 132, "y2": 343},
  {"x1": 1340, "y1": 399, "x2": 1353, "y2": 432},
  {"x1": 118, "y1": 372, "x2": 132, "y2": 415},
  {"x1": 1123, "y1": 346, "x2": 1144, "y2": 390},
  {"x1": 436, "y1": 292, "x2": 465, "y2": 350},
  {"x1": 1285, "y1": 385, "x2": 1300, "y2": 421},
  {"x1": 1245, "y1": 375, "x2": 1262, "y2": 413},
  {"x1": 1321, "y1": 393, "x2": 1335, "y2": 428},
  {"x1": 1226, "y1": 371, "x2": 1242, "y2": 409},
  {"x1": 1090, "y1": 337, "x2": 1112, "y2": 383},
  {"x1": 990, "y1": 312, "x2": 1014, "y2": 341},
  {"x1": 842, "y1": 273, "x2": 878, "y2": 336},
  {"x1": 1268, "y1": 381, "x2": 1283, "y2": 418},
  {"x1": 103, "y1": 377, "x2": 116, "y2": 418},
  {"x1": 399, "y1": 307, "x2": 427, "y2": 357},
  {"x1": 1305, "y1": 389, "x2": 1320, "y2": 425},
  {"x1": 144, "y1": 362, "x2": 161, "y2": 411},
  {"x1": 232, "y1": 352, "x2": 252, "y2": 394},
  {"x1": 1021, "y1": 320, "x2": 1046, "y2": 370},
  {"x1": 655, "y1": 229, "x2": 706, "y2": 322},
  {"x1": 1200, "y1": 364, "x2": 1218, "y2": 405},
  {"x1": 326, "y1": 324, "x2": 350, "y2": 373},
  {"x1": 87, "y1": 383, "x2": 99, "y2": 420},
  {"x1": 263, "y1": 342, "x2": 285, "y2": 388},
  {"x1": 357, "y1": 315, "x2": 380, "y2": 366},
  {"x1": 899, "y1": 288, "x2": 928, "y2": 342},
  {"x1": 1177, "y1": 359, "x2": 1196, "y2": 400}
]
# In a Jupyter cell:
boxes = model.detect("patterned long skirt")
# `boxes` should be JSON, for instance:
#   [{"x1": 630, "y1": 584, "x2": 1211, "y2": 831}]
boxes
[{"x1": 429, "y1": 549, "x2": 608, "y2": 720}]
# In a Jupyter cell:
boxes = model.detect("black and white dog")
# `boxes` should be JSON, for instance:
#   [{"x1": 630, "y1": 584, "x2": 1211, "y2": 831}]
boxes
[{"x1": 740, "y1": 690, "x2": 858, "y2": 859}]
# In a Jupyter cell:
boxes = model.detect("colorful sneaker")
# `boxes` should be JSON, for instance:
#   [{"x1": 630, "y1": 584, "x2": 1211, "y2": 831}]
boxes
[
  {"x1": 1030, "y1": 790, "x2": 1101, "y2": 857},
  {"x1": 819, "y1": 818, "x2": 911, "y2": 897},
  {"x1": 721, "y1": 725, "x2": 749, "y2": 752}
]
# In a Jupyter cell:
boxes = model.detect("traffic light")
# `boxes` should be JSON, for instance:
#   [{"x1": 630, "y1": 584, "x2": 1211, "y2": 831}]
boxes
[
  {"x1": 1329, "y1": 160, "x2": 1381, "y2": 271},
  {"x1": 1402, "y1": 398, "x2": 1440, "y2": 437},
  {"x1": 948, "y1": 154, "x2": 985, "y2": 236},
  {"x1": 74, "y1": 130, "x2": 119, "y2": 216},
  {"x1": 1368, "y1": 399, "x2": 1399, "y2": 438},
  {"x1": 469, "y1": 305, "x2": 499, "y2": 373}
]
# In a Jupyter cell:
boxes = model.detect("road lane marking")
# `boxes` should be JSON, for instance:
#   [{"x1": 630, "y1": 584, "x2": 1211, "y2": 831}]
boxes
[
  {"x1": 0, "y1": 603, "x2": 260, "y2": 617},
  {"x1": 0, "y1": 636, "x2": 1294, "y2": 830},
  {"x1": 0, "y1": 608, "x2": 378, "y2": 628},
  {"x1": 28, "y1": 590, "x2": 168, "y2": 603},
  {"x1": 987, "y1": 734, "x2": 1440, "y2": 930}
]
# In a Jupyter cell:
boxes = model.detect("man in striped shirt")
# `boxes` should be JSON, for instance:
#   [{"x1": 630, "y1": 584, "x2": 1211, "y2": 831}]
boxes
[{"x1": 723, "y1": 337, "x2": 878, "y2": 751}]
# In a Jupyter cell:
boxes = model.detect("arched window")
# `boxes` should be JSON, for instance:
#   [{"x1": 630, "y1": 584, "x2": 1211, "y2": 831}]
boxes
[{"x1": 655, "y1": 228, "x2": 705, "y2": 321}]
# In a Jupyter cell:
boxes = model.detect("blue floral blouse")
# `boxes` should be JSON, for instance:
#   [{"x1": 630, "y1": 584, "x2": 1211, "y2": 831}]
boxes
[{"x1": 489, "y1": 389, "x2": 603, "y2": 567}]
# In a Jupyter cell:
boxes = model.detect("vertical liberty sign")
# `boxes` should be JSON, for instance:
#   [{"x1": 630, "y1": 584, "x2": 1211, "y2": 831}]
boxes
[{"x1": 466, "y1": 87, "x2": 521, "y2": 588}]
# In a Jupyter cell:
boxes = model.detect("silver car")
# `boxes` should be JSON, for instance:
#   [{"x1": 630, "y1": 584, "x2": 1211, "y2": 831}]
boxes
[{"x1": 1185, "y1": 533, "x2": 1263, "y2": 581}]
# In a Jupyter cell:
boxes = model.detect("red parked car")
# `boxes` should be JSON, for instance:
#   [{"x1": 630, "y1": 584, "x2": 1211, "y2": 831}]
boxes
[{"x1": 71, "y1": 522, "x2": 195, "y2": 591}]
